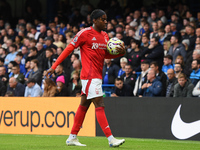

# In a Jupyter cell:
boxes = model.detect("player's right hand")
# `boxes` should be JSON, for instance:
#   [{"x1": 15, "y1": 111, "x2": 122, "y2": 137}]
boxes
[{"x1": 45, "y1": 68, "x2": 55, "y2": 78}]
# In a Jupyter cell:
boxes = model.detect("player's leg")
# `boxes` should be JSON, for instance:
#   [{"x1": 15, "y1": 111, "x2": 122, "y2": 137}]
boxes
[
  {"x1": 66, "y1": 95, "x2": 91, "y2": 146},
  {"x1": 92, "y1": 96, "x2": 125, "y2": 147}
]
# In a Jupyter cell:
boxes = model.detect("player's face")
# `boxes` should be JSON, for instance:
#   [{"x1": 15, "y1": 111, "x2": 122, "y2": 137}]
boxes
[{"x1": 96, "y1": 14, "x2": 107, "y2": 30}]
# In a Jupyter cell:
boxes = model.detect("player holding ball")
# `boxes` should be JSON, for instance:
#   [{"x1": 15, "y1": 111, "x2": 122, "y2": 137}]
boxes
[{"x1": 45, "y1": 9, "x2": 125, "y2": 147}]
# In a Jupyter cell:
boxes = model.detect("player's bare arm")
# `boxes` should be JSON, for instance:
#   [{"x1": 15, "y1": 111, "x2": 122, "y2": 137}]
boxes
[{"x1": 45, "y1": 68, "x2": 55, "y2": 78}]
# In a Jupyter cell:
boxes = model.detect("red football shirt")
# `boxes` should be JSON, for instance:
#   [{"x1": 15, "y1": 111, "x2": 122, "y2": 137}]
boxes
[{"x1": 52, "y1": 26, "x2": 124, "y2": 80}]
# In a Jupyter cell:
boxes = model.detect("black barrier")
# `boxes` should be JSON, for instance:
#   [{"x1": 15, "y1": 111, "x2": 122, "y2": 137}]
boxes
[{"x1": 96, "y1": 97, "x2": 200, "y2": 140}]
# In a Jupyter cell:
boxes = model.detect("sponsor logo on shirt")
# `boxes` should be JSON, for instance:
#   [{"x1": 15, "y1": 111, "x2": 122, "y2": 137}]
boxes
[{"x1": 91, "y1": 43, "x2": 107, "y2": 50}]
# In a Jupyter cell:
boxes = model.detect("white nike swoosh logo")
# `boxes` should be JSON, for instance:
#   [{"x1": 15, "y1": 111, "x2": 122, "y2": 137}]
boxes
[{"x1": 171, "y1": 104, "x2": 200, "y2": 139}]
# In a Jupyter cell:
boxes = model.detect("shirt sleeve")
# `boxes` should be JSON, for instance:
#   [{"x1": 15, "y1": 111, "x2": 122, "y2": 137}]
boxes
[
  {"x1": 51, "y1": 30, "x2": 87, "y2": 70},
  {"x1": 70, "y1": 30, "x2": 87, "y2": 48}
]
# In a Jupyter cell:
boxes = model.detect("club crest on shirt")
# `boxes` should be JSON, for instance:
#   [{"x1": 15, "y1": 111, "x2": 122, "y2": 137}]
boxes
[
  {"x1": 95, "y1": 88, "x2": 100, "y2": 94},
  {"x1": 73, "y1": 36, "x2": 78, "y2": 42}
]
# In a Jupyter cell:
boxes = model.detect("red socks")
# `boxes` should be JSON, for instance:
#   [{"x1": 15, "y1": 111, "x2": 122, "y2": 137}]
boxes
[
  {"x1": 95, "y1": 107, "x2": 112, "y2": 137},
  {"x1": 71, "y1": 105, "x2": 112, "y2": 138},
  {"x1": 71, "y1": 105, "x2": 88, "y2": 135}
]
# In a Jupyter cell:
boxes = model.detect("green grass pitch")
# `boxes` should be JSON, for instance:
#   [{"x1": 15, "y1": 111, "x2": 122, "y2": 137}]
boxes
[{"x1": 0, "y1": 134, "x2": 200, "y2": 150}]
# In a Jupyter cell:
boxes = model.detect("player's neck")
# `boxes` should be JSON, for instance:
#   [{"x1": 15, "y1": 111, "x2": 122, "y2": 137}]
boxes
[{"x1": 92, "y1": 25, "x2": 101, "y2": 32}]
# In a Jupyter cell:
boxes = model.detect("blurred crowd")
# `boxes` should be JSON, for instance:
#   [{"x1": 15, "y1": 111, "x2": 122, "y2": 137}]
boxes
[{"x1": 0, "y1": 0, "x2": 200, "y2": 97}]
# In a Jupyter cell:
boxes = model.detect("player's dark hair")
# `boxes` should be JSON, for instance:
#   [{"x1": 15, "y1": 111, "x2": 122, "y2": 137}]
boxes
[{"x1": 90, "y1": 9, "x2": 106, "y2": 21}]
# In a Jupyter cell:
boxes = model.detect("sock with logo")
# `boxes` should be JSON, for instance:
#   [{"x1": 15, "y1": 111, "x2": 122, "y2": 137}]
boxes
[
  {"x1": 95, "y1": 107, "x2": 112, "y2": 137},
  {"x1": 71, "y1": 105, "x2": 88, "y2": 135}
]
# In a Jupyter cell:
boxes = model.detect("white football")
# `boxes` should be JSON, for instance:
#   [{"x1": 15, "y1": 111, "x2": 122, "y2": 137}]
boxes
[{"x1": 106, "y1": 37, "x2": 124, "y2": 55}]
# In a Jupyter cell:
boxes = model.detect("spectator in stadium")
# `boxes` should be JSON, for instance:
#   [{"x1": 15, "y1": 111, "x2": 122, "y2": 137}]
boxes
[
  {"x1": 118, "y1": 57, "x2": 127, "y2": 77},
  {"x1": 150, "y1": 22, "x2": 158, "y2": 39},
  {"x1": 103, "y1": 59, "x2": 120, "y2": 84},
  {"x1": 53, "y1": 33, "x2": 66, "y2": 49},
  {"x1": 185, "y1": 49, "x2": 200, "y2": 76},
  {"x1": 163, "y1": 40, "x2": 171, "y2": 56},
  {"x1": 4, "y1": 91, "x2": 14, "y2": 97},
  {"x1": 174, "y1": 63, "x2": 183, "y2": 79},
  {"x1": 21, "y1": 46, "x2": 29, "y2": 62},
  {"x1": 174, "y1": 73, "x2": 194, "y2": 97},
  {"x1": 158, "y1": 28, "x2": 166, "y2": 45},
  {"x1": 27, "y1": 59, "x2": 42, "y2": 85},
  {"x1": 14, "y1": 52, "x2": 26, "y2": 74},
  {"x1": 10, "y1": 64, "x2": 25, "y2": 84},
  {"x1": 4, "y1": 44, "x2": 18, "y2": 66},
  {"x1": 174, "y1": 55, "x2": 185, "y2": 67},
  {"x1": 120, "y1": 64, "x2": 136, "y2": 88},
  {"x1": 168, "y1": 35, "x2": 186, "y2": 64},
  {"x1": 24, "y1": 78, "x2": 43, "y2": 97},
  {"x1": 158, "y1": 9, "x2": 168, "y2": 24},
  {"x1": 0, "y1": 65, "x2": 9, "y2": 86},
  {"x1": 55, "y1": 75, "x2": 69, "y2": 96},
  {"x1": 0, "y1": 79, "x2": 6, "y2": 96},
  {"x1": 166, "y1": 69, "x2": 177, "y2": 97},
  {"x1": 182, "y1": 39, "x2": 190, "y2": 51},
  {"x1": 36, "y1": 42, "x2": 45, "y2": 56},
  {"x1": 44, "y1": 36, "x2": 57, "y2": 52},
  {"x1": 133, "y1": 60, "x2": 150, "y2": 96},
  {"x1": 140, "y1": 33, "x2": 149, "y2": 53},
  {"x1": 164, "y1": 25, "x2": 172, "y2": 41},
  {"x1": 162, "y1": 55, "x2": 174, "y2": 75},
  {"x1": 37, "y1": 24, "x2": 47, "y2": 41},
  {"x1": 190, "y1": 59, "x2": 200, "y2": 86},
  {"x1": 24, "y1": 61, "x2": 32, "y2": 78},
  {"x1": 192, "y1": 80, "x2": 200, "y2": 97},
  {"x1": 144, "y1": 36, "x2": 164, "y2": 70},
  {"x1": 111, "y1": 77, "x2": 133, "y2": 97},
  {"x1": 42, "y1": 48, "x2": 55, "y2": 71},
  {"x1": 7, "y1": 61, "x2": 18, "y2": 78},
  {"x1": 170, "y1": 22, "x2": 178, "y2": 36},
  {"x1": 26, "y1": 47, "x2": 38, "y2": 62},
  {"x1": 138, "y1": 69, "x2": 162, "y2": 97},
  {"x1": 53, "y1": 64, "x2": 70, "y2": 87},
  {"x1": 150, "y1": 61, "x2": 167, "y2": 96},
  {"x1": 71, "y1": 59, "x2": 81, "y2": 79},
  {"x1": 148, "y1": 12, "x2": 158, "y2": 25},
  {"x1": 70, "y1": 53, "x2": 79, "y2": 73},
  {"x1": 68, "y1": 70, "x2": 82, "y2": 97},
  {"x1": 143, "y1": 22, "x2": 151, "y2": 38},
  {"x1": 42, "y1": 78, "x2": 57, "y2": 97},
  {"x1": 0, "y1": 47, "x2": 7, "y2": 59},
  {"x1": 7, "y1": 77, "x2": 25, "y2": 96},
  {"x1": 127, "y1": 39, "x2": 141, "y2": 71}
]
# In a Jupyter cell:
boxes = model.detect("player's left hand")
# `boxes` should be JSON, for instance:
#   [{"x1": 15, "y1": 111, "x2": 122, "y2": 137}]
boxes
[{"x1": 116, "y1": 43, "x2": 126, "y2": 54}]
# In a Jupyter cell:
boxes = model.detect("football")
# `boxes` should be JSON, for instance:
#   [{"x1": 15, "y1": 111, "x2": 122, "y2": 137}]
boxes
[{"x1": 106, "y1": 37, "x2": 124, "y2": 55}]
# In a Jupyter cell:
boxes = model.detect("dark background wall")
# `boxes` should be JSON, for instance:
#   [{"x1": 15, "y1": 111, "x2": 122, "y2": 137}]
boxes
[{"x1": 96, "y1": 97, "x2": 200, "y2": 141}]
